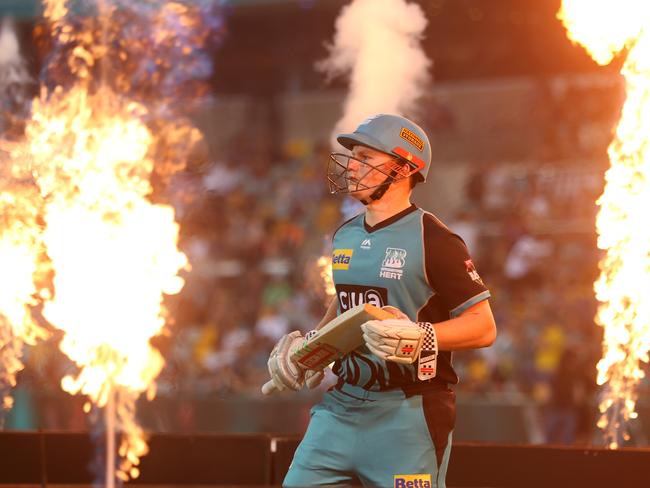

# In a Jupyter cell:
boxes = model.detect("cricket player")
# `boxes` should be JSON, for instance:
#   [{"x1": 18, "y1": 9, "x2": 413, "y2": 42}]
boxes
[{"x1": 264, "y1": 114, "x2": 496, "y2": 488}]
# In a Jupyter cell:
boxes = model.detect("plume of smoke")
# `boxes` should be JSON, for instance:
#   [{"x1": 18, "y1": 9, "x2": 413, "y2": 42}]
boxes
[
  {"x1": 40, "y1": 0, "x2": 224, "y2": 103},
  {"x1": 318, "y1": 0, "x2": 431, "y2": 145},
  {"x1": 36, "y1": 0, "x2": 224, "y2": 188},
  {"x1": 0, "y1": 18, "x2": 30, "y2": 80},
  {"x1": 0, "y1": 17, "x2": 34, "y2": 135},
  {"x1": 0, "y1": 18, "x2": 20, "y2": 66}
]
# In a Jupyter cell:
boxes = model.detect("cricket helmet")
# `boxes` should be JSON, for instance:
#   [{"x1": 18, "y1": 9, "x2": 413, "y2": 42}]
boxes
[
  {"x1": 337, "y1": 114, "x2": 431, "y2": 181},
  {"x1": 327, "y1": 114, "x2": 431, "y2": 203}
]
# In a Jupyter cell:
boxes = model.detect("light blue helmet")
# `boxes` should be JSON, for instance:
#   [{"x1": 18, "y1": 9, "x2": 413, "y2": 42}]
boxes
[{"x1": 336, "y1": 113, "x2": 431, "y2": 182}]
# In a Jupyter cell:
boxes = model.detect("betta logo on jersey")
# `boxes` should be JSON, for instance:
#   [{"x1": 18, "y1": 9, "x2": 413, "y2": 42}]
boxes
[
  {"x1": 336, "y1": 284, "x2": 387, "y2": 312},
  {"x1": 464, "y1": 259, "x2": 484, "y2": 285},
  {"x1": 394, "y1": 474, "x2": 432, "y2": 488},
  {"x1": 332, "y1": 249, "x2": 354, "y2": 270}
]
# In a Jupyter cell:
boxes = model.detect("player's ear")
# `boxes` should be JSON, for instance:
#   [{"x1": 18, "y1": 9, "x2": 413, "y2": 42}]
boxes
[{"x1": 397, "y1": 161, "x2": 412, "y2": 177}]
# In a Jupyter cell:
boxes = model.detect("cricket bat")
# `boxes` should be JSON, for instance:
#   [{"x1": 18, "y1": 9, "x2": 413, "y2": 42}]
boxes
[{"x1": 290, "y1": 303, "x2": 394, "y2": 370}]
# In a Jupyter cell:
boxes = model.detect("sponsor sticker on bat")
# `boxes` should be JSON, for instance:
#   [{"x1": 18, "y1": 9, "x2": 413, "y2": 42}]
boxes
[{"x1": 295, "y1": 343, "x2": 340, "y2": 369}]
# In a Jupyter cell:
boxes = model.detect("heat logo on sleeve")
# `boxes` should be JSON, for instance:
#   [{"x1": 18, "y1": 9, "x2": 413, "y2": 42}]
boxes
[
  {"x1": 464, "y1": 259, "x2": 484, "y2": 285},
  {"x1": 394, "y1": 474, "x2": 432, "y2": 488},
  {"x1": 332, "y1": 249, "x2": 354, "y2": 270}
]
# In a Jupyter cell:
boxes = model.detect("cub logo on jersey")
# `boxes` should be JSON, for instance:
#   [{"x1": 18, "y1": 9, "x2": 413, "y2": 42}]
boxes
[
  {"x1": 380, "y1": 247, "x2": 407, "y2": 280},
  {"x1": 332, "y1": 249, "x2": 353, "y2": 270},
  {"x1": 464, "y1": 259, "x2": 484, "y2": 285},
  {"x1": 336, "y1": 284, "x2": 387, "y2": 312},
  {"x1": 394, "y1": 474, "x2": 432, "y2": 488}
]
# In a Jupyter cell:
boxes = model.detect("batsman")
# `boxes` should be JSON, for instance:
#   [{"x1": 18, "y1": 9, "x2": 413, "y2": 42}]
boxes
[{"x1": 263, "y1": 114, "x2": 496, "y2": 488}]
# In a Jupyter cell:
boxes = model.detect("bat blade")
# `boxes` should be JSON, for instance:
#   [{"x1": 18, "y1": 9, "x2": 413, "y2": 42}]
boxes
[{"x1": 290, "y1": 304, "x2": 393, "y2": 370}]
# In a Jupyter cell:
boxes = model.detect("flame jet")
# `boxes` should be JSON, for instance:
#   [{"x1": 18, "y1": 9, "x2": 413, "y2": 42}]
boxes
[
  {"x1": 0, "y1": 17, "x2": 47, "y2": 418},
  {"x1": 3, "y1": 0, "x2": 221, "y2": 480},
  {"x1": 559, "y1": 1, "x2": 650, "y2": 448}
]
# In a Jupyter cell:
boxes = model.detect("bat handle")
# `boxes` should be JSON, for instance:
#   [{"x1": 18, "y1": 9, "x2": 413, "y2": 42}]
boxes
[{"x1": 261, "y1": 380, "x2": 278, "y2": 395}]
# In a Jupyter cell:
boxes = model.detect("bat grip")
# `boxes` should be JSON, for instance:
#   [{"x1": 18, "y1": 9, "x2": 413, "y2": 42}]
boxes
[{"x1": 261, "y1": 380, "x2": 277, "y2": 395}]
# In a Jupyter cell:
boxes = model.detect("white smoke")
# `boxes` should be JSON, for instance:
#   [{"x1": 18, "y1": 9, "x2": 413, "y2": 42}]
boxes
[
  {"x1": 0, "y1": 18, "x2": 33, "y2": 115},
  {"x1": 0, "y1": 18, "x2": 20, "y2": 65},
  {"x1": 319, "y1": 0, "x2": 431, "y2": 144},
  {"x1": 0, "y1": 18, "x2": 31, "y2": 86}
]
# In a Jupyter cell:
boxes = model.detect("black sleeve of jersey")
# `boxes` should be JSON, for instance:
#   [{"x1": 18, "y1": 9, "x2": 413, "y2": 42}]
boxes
[{"x1": 423, "y1": 213, "x2": 490, "y2": 317}]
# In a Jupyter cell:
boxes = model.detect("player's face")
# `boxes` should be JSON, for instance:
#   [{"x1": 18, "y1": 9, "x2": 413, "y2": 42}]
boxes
[{"x1": 345, "y1": 146, "x2": 401, "y2": 198}]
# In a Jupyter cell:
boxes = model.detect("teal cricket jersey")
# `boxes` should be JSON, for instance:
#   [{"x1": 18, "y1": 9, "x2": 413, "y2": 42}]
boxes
[{"x1": 331, "y1": 204, "x2": 490, "y2": 391}]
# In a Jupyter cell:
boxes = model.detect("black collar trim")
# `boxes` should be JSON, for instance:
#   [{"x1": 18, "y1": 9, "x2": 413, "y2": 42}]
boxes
[{"x1": 363, "y1": 204, "x2": 418, "y2": 233}]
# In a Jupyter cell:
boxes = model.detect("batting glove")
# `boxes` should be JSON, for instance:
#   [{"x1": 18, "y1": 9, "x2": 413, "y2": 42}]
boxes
[
  {"x1": 381, "y1": 305, "x2": 409, "y2": 320},
  {"x1": 304, "y1": 369, "x2": 325, "y2": 389},
  {"x1": 262, "y1": 331, "x2": 305, "y2": 395},
  {"x1": 361, "y1": 318, "x2": 439, "y2": 379},
  {"x1": 361, "y1": 319, "x2": 424, "y2": 364},
  {"x1": 262, "y1": 330, "x2": 324, "y2": 394}
]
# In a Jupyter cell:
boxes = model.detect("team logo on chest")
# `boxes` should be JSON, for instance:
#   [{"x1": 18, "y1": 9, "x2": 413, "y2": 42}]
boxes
[{"x1": 380, "y1": 247, "x2": 407, "y2": 280}]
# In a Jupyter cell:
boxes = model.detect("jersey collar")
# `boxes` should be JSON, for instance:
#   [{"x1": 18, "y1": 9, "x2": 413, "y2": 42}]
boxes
[{"x1": 363, "y1": 203, "x2": 418, "y2": 233}]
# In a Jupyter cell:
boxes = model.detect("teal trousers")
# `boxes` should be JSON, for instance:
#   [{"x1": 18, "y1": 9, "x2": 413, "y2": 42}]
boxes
[{"x1": 284, "y1": 382, "x2": 455, "y2": 488}]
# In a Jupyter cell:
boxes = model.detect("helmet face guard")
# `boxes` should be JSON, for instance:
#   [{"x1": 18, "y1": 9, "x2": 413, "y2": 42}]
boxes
[{"x1": 327, "y1": 152, "x2": 410, "y2": 195}]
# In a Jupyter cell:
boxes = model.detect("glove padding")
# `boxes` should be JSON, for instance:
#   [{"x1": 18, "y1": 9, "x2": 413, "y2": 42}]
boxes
[
  {"x1": 262, "y1": 330, "x2": 325, "y2": 394},
  {"x1": 381, "y1": 305, "x2": 409, "y2": 320},
  {"x1": 305, "y1": 369, "x2": 325, "y2": 389},
  {"x1": 361, "y1": 319, "x2": 424, "y2": 364},
  {"x1": 262, "y1": 331, "x2": 305, "y2": 394}
]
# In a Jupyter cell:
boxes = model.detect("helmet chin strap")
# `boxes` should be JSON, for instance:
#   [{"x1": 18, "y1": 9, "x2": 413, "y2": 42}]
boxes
[{"x1": 359, "y1": 168, "x2": 399, "y2": 205}]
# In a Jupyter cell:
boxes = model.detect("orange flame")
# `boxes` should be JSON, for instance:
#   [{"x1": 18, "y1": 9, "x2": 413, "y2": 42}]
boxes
[
  {"x1": 0, "y1": 0, "x2": 213, "y2": 478},
  {"x1": 559, "y1": 1, "x2": 650, "y2": 448},
  {"x1": 22, "y1": 85, "x2": 187, "y2": 480},
  {"x1": 317, "y1": 255, "x2": 336, "y2": 299},
  {"x1": 0, "y1": 185, "x2": 49, "y2": 411}
]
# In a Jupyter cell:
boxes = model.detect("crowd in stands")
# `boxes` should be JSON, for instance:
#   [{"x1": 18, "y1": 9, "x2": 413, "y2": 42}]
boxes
[
  {"x1": 148, "y1": 94, "x2": 633, "y2": 444},
  {"x1": 157, "y1": 138, "x2": 343, "y2": 396},
  {"x1": 451, "y1": 163, "x2": 605, "y2": 445},
  {"x1": 7, "y1": 74, "x2": 646, "y2": 447},
  {"x1": 10, "y1": 139, "x2": 614, "y2": 446},
  {"x1": 154, "y1": 136, "x2": 609, "y2": 445}
]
